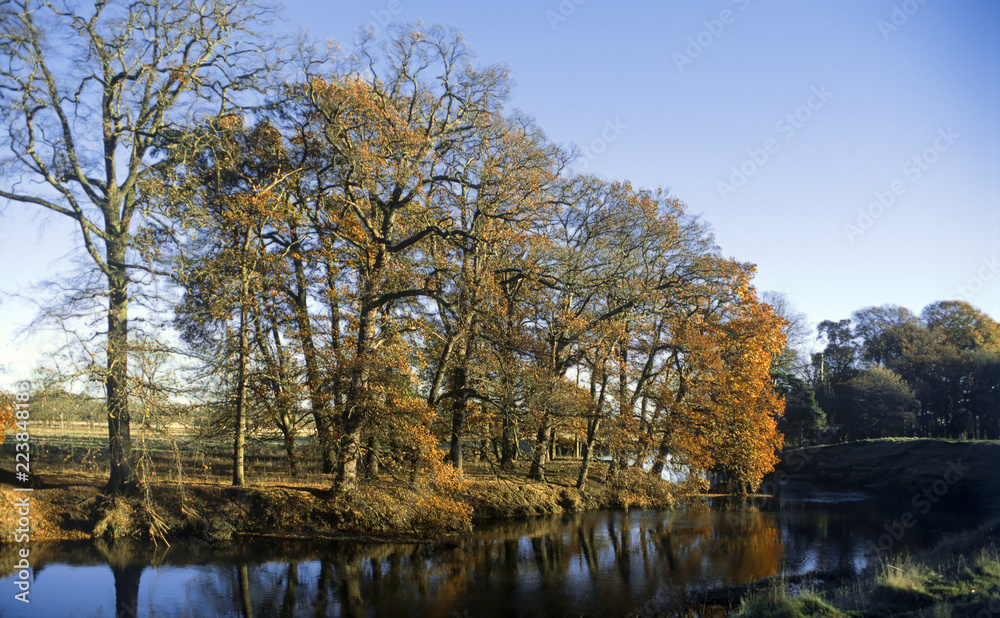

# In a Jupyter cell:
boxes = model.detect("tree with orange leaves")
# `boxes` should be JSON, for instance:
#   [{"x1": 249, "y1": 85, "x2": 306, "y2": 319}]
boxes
[
  {"x1": 282, "y1": 26, "x2": 535, "y2": 492},
  {"x1": 656, "y1": 265, "x2": 786, "y2": 493},
  {"x1": 0, "y1": 391, "x2": 14, "y2": 444},
  {"x1": 164, "y1": 115, "x2": 297, "y2": 486}
]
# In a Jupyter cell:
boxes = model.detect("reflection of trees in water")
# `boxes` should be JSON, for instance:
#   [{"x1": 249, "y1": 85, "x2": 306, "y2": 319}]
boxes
[
  {"x1": 47, "y1": 510, "x2": 785, "y2": 616},
  {"x1": 93, "y1": 540, "x2": 147, "y2": 618},
  {"x1": 236, "y1": 563, "x2": 252, "y2": 618},
  {"x1": 24, "y1": 501, "x2": 991, "y2": 616},
  {"x1": 771, "y1": 497, "x2": 982, "y2": 576},
  {"x1": 362, "y1": 510, "x2": 780, "y2": 615},
  {"x1": 111, "y1": 562, "x2": 142, "y2": 618},
  {"x1": 777, "y1": 504, "x2": 861, "y2": 575}
]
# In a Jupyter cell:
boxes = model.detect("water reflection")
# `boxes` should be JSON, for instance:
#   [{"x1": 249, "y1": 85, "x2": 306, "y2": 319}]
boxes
[{"x1": 0, "y1": 493, "x2": 985, "y2": 617}]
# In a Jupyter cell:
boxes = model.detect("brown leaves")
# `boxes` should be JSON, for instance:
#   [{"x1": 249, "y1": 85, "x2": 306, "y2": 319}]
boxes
[{"x1": 663, "y1": 274, "x2": 786, "y2": 492}]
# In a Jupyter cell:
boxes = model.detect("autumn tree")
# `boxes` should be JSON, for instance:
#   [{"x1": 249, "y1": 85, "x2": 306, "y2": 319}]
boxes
[
  {"x1": 280, "y1": 26, "x2": 521, "y2": 492},
  {"x1": 651, "y1": 264, "x2": 785, "y2": 493},
  {"x1": 0, "y1": 391, "x2": 14, "y2": 443},
  {"x1": 0, "y1": 0, "x2": 277, "y2": 492},
  {"x1": 420, "y1": 110, "x2": 560, "y2": 480},
  {"x1": 707, "y1": 290, "x2": 786, "y2": 492},
  {"x1": 566, "y1": 190, "x2": 723, "y2": 490},
  {"x1": 166, "y1": 116, "x2": 295, "y2": 486},
  {"x1": 519, "y1": 178, "x2": 663, "y2": 482}
]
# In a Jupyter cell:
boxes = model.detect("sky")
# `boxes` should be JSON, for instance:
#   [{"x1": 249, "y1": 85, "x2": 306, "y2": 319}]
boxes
[{"x1": 1, "y1": 0, "x2": 999, "y2": 384}]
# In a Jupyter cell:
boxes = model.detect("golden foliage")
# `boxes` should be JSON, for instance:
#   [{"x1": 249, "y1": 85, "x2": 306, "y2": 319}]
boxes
[
  {"x1": 0, "y1": 392, "x2": 14, "y2": 445},
  {"x1": 664, "y1": 267, "x2": 786, "y2": 493}
]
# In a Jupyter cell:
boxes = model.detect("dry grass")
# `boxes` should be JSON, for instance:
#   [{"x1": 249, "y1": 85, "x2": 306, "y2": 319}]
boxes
[
  {"x1": 1, "y1": 427, "x2": 677, "y2": 545},
  {"x1": 737, "y1": 519, "x2": 1000, "y2": 617}
]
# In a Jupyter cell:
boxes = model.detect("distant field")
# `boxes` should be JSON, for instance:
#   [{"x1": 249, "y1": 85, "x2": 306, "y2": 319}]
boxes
[
  {"x1": 4, "y1": 424, "x2": 602, "y2": 491},
  {"x1": 2, "y1": 424, "x2": 333, "y2": 487}
]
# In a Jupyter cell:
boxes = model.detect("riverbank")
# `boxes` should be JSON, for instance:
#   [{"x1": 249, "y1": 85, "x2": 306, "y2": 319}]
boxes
[
  {"x1": 0, "y1": 459, "x2": 677, "y2": 544},
  {"x1": 734, "y1": 517, "x2": 1000, "y2": 617},
  {"x1": 772, "y1": 437, "x2": 1000, "y2": 510}
]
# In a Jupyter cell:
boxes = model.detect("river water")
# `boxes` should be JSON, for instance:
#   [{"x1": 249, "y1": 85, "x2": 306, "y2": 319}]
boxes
[{"x1": 0, "y1": 484, "x2": 987, "y2": 617}]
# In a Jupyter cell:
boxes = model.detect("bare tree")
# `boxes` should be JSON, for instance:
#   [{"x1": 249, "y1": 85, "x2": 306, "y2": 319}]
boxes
[
  {"x1": 762, "y1": 291, "x2": 812, "y2": 377},
  {"x1": 0, "y1": 0, "x2": 277, "y2": 492}
]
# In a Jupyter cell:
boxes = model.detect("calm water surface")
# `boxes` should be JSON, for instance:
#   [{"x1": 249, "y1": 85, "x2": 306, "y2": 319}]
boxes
[{"x1": 0, "y1": 485, "x2": 986, "y2": 617}]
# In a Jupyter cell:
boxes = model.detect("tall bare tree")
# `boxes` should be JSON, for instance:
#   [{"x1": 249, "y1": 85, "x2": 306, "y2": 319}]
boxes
[{"x1": 0, "y1": 0, "x2": 276, "y2": 492}]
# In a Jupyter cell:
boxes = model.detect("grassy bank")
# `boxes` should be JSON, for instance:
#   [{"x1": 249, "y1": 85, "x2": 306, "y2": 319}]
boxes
[
  {"x1": 736, "y1": 519, "x2": 1000, "y2": 617},
  {"x1": 0, "y1": 426, "x2": 676, "y2": 544},
  {"x1": 773, "y1": 438, "x2": 1000, "y2": 511}
]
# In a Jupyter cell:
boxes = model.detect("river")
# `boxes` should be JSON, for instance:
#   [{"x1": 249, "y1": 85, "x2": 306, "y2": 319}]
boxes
[{"x1": 0, "y1": 483, "x2": 987, "y2": 617}]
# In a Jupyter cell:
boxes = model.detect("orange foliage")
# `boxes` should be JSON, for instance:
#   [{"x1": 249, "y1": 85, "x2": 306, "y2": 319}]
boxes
[
  {"x1": 665, "y1": 266, "x2": 786, "y2": 492},
  {"x1": 0, "y1": 391, "x2": 13, "y2": 444}
]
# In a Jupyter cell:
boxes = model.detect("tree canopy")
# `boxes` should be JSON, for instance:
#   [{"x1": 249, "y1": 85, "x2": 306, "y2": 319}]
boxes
[{"x1": 5, "y1": 12, "x2": 791, "y2": 497}]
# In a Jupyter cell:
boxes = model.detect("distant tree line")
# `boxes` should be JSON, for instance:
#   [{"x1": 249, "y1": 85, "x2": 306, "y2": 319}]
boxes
[{"x1": 809, "y1": 301, "x2": 1000, "y2": 441}]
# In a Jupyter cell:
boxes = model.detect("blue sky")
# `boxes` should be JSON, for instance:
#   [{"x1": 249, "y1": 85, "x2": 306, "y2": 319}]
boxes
[{"x1": 1, "y1": 0, "x2": 998, "y2": 381}]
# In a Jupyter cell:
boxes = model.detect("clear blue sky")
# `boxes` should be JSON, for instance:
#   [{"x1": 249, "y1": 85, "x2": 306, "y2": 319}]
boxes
[{"x1": 1, "y1": 0, "x2": 998, "y2": 381}]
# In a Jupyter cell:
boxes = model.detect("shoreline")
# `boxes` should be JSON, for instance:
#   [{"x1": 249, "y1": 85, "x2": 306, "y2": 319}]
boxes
[
  {"x1": 0, "y1": 461, "x2": 679, "y2": 546},
  {"x1": 732, "y1": 517, "x2": 1000, "y2": 617}
]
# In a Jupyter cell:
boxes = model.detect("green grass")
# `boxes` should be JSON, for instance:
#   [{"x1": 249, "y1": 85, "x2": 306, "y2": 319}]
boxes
[
  {"x1": 787, "y1": 436, "x2": 1000, "y2": 452},
  {"x1": 739, "y1": 590, "x2": 846, "y2": 618},
  {"x1": 736, "y1": 527, "x2": 1000, "y2": 618}
]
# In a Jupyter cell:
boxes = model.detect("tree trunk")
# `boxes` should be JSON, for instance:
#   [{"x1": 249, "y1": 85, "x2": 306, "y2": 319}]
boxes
[
  {"x1": 336, "y1": 413, "x2": 363, "y2": 494},
  {"x1": 577, "y1": 363, "x2": 609, "y2": 491},
  {"x1": 500, "y1": 406, "x2": 518, "y2": 470},
  {"x1": 650, "y1": 433, "x2": 670, "y2": 478},
  {"x1": 576, "y1": 417, "x2": 600, "y2": 490},
  {"x1": 105, "y1": 239, "x2": 133, "y2": 493},
  {"x1": 449, "y1": 407, "x2": 465, "y2": 480},
  {"x1": 528, "y1": 413, "x2": 551, "y2": 481},
  {"x1": 365, "y1": 435, "x2": 379, "y2": 480},
  {"x1": 448, "y1": 355, "x2": 469, "y2": 482},
  {"x1": 233, "y1": 240, "x2": 251, "y2": 487},
  {"x1": 232, "y1": 319, "x2": 247, "y2": 486},
  {"x1": 290, "y1": 250, "x2": 335, "y2": 474},
  {"x1": 298, "y1": 326, "x2": 335, "y2": 473},
  {"x1": 334, "y1": 305, "x2": 377, "y2": 494}
]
